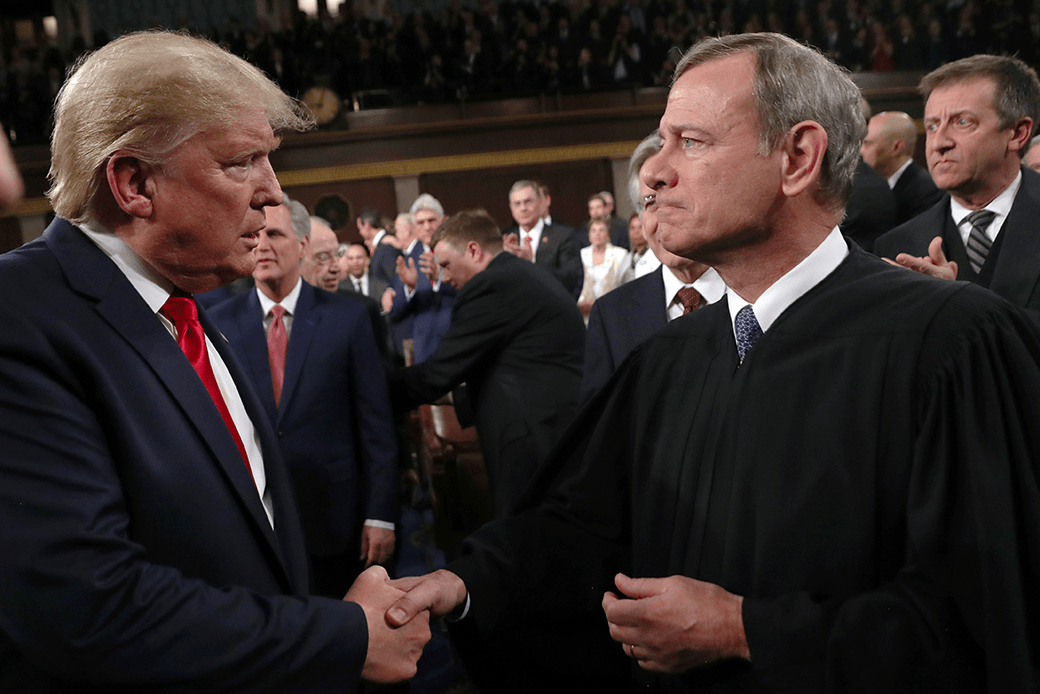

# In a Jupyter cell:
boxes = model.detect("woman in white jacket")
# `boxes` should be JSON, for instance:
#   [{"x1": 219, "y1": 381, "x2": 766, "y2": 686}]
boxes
[{"x1": 577, "y1": 216, "x2": 627, "y2": 322}]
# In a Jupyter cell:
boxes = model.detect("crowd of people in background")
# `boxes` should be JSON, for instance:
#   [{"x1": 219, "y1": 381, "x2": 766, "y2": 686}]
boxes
[{"x1": 5, "y1": 0, "x2": 1040, "y2": 144}]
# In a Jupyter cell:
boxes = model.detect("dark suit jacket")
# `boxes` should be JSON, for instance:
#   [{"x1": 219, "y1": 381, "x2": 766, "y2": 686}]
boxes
[
  {"x1": 0, "y1": 219, "x2": 366, "y2": 692},
  {"x1": 504, "y1": 221, "x2": 584, "y2": 298},
  {"x1": 581, "y1": 266, "x2": 668, "y2": 403},
  {"x1": 337, "y1": 281, "x2": 395, "y2": 368},
  {"x1": 389, "y1": 252, "x2": 586, "y2": 516},
  {"x1": 875, "y1": 167, "x2": 1040, "y2": 312},
  {"x1": 840, "y1": 158, "x2": 897, "y2": 253},
  {"x1": 210, "y1": 282, "x2": 397, "y2": 559},
  {"x1": 388, "y1": 243, "x2": 456, "y2": 364},
  {"x1": 368, "y1": 234, "x2": 401, "y2": 297},
  {"x1": 892, "y1": 160, "x2": 943, "y2": 225}
]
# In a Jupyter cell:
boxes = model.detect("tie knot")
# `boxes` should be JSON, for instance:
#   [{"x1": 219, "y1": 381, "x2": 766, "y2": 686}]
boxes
[
  {"x1": 270, "y1": 305, "x2": 287, "y2": 319},
  {"x1": 965, "y1": 209, "x2": 996, "y2": 229},
  {"x1": 676, "y1": 286, "x2": 702, "y2": 314},
  {"x1": 161, "y1": 296, "x2": 198, "y2": 323},
  {"x1": 734, "y1": 305, "x2": 764, "y2": 362}
]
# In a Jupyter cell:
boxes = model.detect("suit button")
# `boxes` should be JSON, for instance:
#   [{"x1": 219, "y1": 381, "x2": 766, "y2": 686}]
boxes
[{"x1": 277, "y1": 430, "x2": 284, "y2": 437}]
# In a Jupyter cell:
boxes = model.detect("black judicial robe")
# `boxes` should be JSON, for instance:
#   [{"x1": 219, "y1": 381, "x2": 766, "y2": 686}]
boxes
[{"x1": 448, "y1": 247, "x2": 1040, "y2": 693}]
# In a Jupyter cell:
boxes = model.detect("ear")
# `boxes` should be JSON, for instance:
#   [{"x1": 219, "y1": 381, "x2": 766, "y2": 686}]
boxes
[
  {"x1": 1007, "y1": 117, "x2": 1033, "y2": 154},
  {"x1": 300, "y1": 234, "x2": 310, "y2": 254},
  {"x1": 467, "y1": 240, "x2": 482, "y2": 261},
  {"x1": 780, "y1": 121, "x2": 828, "y2": 199},
  {"x1": 106, "y1": 153, "x2": 158, "y2": 219}
]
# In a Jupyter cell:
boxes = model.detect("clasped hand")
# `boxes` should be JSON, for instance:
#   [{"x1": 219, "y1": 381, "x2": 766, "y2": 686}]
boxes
[
  {"x1": 344, "y1": 566, "x2": 432, "y2": 683},
  {"x1": 602, "y1": 573, "x2": 749, "y2": 673}
]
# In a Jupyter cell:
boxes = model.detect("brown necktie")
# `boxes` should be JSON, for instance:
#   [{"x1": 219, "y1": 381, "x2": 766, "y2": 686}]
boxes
[
  {"x1": 267, "y1": 305, "x2": 288, "y2": 405},
  {"x1": 162, "y1": 296, "x2": 254, "y2": 485},
  {"x1": 676, "y1": 286, "x2": 703, "y2": 315}
]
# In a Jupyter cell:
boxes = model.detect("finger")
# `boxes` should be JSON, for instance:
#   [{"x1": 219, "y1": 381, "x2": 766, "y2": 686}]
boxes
[
  {"x1": 614, "y1": 572, "x2": 665, "y2": 600},
  {"x1": 386, "y1": 582, "x2": 442, "y2": 627},
  {"x1": 927, "y1": 236, "x2": 947, "y2": 264},
  {"x1": 881, "y1": 257, "x2": 902, "y2": 267}
]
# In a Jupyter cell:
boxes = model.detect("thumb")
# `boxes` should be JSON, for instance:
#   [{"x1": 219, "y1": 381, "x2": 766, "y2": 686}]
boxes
[
  {"x1": 614, "y1": 572, "x2": 664, "y2": 600},
  {"x1": 927, "y1": 236, "x2": 947, "y2": 264}
]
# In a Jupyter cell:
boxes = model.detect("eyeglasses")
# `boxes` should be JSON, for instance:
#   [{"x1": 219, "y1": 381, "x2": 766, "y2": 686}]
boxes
[{"x1": 311, "y1": 251, "x2": 338, "y2": 266}]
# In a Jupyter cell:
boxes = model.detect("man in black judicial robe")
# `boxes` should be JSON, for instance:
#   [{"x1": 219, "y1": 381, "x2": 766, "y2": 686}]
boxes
[{"x1": 384, "y1": 33, "x2": 1040, "y2": 693}]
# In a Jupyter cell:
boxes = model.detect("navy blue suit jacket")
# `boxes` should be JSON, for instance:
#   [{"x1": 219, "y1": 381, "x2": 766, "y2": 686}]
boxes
[
  {"x1": 210, "y1": 281, "x2": 397, "y2": 558},
  {"x1": 0, "y1": 219, "x2": 367, "y2": 692},
  {"x1": 581, "y1": 266, "x2": 667, "y2": 403},
  {"x1": 388, "y1": 243, "x2": 456, "y2": 364}
]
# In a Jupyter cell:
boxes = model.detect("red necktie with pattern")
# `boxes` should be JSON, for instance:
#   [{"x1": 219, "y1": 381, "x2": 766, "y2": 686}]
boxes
[
  {"x1": 267, "y1": 305, "x2": 288, "y2": 405},
  {"x1": 161, "y1": 296, "x2": 255, "y2": 485},
  {"x1": 676, "y1": 286, "x2": 703, "y2": 315}
]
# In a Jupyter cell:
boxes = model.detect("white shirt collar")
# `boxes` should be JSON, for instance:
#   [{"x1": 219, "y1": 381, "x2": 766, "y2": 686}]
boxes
[
  {"x1": 372, "y1": 229, "x2": 387, "y2": 247},
  {"x1": 257, "y1": 276, "x2": 303, "y2": 317},
  {"x1": 887, "y1": 158, "x2": 914, "y2": 189},
  {"x1": 727, "y1": 226, "x2": 849, "y2": 336},
  {"x1": 79, "y1": 221, "x2": 176, "y2": 316},
  {"x1": 949, "y1": 169, "x2": 1021, "y2": 244},
  {"x1": 405, "y1": 239, "x2": 421, "y2": 256},
  {"x1": 661, "y1": 265, "x2": 727, "y2": 317}
]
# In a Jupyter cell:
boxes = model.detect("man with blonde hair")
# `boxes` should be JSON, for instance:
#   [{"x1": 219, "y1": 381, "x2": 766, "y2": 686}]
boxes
[{"x1": 0, "y1": 31, "x2": 428, "y2": 691}]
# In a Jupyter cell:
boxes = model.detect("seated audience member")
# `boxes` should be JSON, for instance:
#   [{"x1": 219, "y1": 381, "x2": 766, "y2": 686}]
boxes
[
  {"x1": 619, "y1": 210, "x2": 660, "y2": 283},
  {"x1": 388, "y1": 195, "x2": 456, "y2": 363},
  {"x1": 210, "y1": 195, "x2": 398, "y2": 599},
  {"x1": 386, "y1": 33, "x2": 1040, "y2": 694},
  {"x1": 503, "y1": 180, "x2": 584, "y2": 297},
  {"x1": 582, "y1": 131, "x2": 726, "y2": 403},
  {"x1": 0, "y1": 30, "x2": 427, "y2": 691},
  {"x1": 861, "y1": 110, "x2": 944, "y2": 224},
  {"x1": 875, "y1": 54, "x2": 1040, "y2": 314},
  {"x1": 1024, "y1": 134, "x2": 1040, "y2": 172},
  {"x1": 577, "y1": 216, "x2": 628, "y2": 321},
  {"x1": 388, "y1": 210, "x2": 585, "y2": 518}
]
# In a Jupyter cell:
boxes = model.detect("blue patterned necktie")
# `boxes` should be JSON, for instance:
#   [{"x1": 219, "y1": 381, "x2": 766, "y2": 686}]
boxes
[
  {"x1": 735, "y1": 305, "x2": 764, "y2": 362},
  {"x1": 964, "y1": 209, "x2": 996, "y2": 274}
]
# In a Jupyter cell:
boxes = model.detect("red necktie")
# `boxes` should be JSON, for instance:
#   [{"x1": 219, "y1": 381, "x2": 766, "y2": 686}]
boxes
[
  {"x1": 676, "y1": 286, "x2": 703, "y2": 315},
  {"x1": 267, "y1": 305, "x2": 288, "y2": 405},
  {"x1": 161, "y1": 296, "x2": 255, "y2": 486}
]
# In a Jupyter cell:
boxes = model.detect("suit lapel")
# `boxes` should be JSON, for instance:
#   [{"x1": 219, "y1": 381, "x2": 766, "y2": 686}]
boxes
[
  {"x1": 987, "y1": 170, "x2": 1040, "y2": 306},
  {"x1": 535, "y1": 226, "x2": 559, "y2": 265},
  {"x1": 279, "y1": 282, "x2": 320, "y2": 426},
  {"x1": 231, "y1": 291, "x2": 278, "y2": 423},
  {"x1": 45, "y1": 220, "x2": 297, "y2": 591}
]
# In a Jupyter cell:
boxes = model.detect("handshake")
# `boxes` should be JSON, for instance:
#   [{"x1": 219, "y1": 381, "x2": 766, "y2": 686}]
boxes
[{"x1": 344, "y1": 566, "x2": 467, "y2": 683}]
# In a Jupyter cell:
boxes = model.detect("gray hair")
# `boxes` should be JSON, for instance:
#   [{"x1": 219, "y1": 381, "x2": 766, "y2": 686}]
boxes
[
  {"x1": 48, "y1": 30, "x2": 312, "y2": 224},
  {"x1": 674, "y1": 32, "x2": 864, "y2": 209},
  {"x1": 920, "y1": 54, "x2": 1040, "y2": 138},
  {"x1": 628, "y1": 130, "x2": 662, "y2": 211},
  {"x1": 410, "y1": 193, "x2": 444, "y2": 217},
  {"x1": 509, "y1": 180, "x2": 543, "y2": 199},
  {"x1": 285, "y1": 196, "x2": 310, "y2": 240}
]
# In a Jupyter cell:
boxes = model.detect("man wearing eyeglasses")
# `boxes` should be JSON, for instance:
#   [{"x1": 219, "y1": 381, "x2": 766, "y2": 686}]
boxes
[{"x1": 211, "y1": 196, "x2": 398, "y2": 598}]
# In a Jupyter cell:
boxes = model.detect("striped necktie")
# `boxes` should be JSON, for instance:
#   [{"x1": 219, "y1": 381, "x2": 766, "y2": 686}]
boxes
[{"x1": 964, "y1": 209, "x2": 996, "y2": 274}]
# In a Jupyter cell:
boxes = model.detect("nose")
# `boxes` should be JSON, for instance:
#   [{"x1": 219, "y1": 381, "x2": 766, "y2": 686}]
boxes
[
  {"x1": 641, "y1": 148, "x2": 673, "y2": 192},
  {"x1": 927, "y1": 122, "x2": 954, "y2": 154},
  {"x1": 252, "y1": 155, "x2": 283, "y2": 208}
]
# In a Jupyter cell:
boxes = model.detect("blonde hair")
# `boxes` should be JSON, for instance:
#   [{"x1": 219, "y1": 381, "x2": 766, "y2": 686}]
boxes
[{"x1": 48, "y1": 30, "x2": 313, "y2": 224}]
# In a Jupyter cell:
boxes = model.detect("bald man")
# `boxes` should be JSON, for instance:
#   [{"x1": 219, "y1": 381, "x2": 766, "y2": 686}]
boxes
[{"x1": 861, "y1": 111, "x2": 944, "y2": 224}]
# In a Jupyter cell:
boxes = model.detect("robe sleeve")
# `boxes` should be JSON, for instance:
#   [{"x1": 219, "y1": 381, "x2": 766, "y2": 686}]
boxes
[{"x1": 743, "y1": 288, "x2": 1040, "y2": 692}]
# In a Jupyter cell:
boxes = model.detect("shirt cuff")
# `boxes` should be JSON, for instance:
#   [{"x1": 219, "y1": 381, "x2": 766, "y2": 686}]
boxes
[{"x1": 363, "y1": 519, "x2": 395, "y2": 531}]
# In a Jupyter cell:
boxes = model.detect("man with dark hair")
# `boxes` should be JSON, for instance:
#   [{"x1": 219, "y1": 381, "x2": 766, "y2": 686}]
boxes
[
  {"x1": 875, "y1": 54, "x2": 1040, "y2": 312},
  {"x1": 357, "y1": 206, "x2": 401, "y2": 297},
  {"x1": 388, "y1": 210, "x2": 585, "y2": 518},
  {"x1": 387, "y1": 34, "x2": 1040, "y2": 693}
]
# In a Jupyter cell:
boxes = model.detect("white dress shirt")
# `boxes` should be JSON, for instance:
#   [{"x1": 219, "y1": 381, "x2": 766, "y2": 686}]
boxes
[
  {"x1": 726, "y1": 227, "x2": 849, "y2": 342},
  {"x1": 662, "y1": 266, "x2": 727, "y2": 321},
  {"x1": 949, "y1": 170, "x2": 1021, "y2": 248},
  {"x1": 519, "y1": 218, "x2": 545, "y2": 258},
  {"x1": 81, "y1": 223, "x2": 274, "y2": 528}
]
